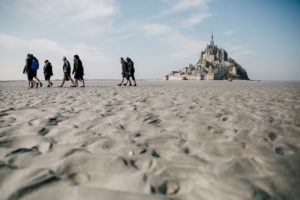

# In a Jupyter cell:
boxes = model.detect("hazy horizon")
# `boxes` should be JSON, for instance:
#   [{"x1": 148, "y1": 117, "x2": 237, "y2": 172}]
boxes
[{"x1": 1, "y1": 0, "x2": 300, "y2": 81}]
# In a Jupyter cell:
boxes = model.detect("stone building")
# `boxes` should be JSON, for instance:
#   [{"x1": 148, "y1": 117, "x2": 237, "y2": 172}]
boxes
[{"x1": 165, "y1": 34, "x2": 249, "y2": 81}]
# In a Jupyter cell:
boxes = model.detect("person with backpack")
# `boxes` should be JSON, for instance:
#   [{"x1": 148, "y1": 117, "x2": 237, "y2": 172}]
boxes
[
  {"x1": 23, "y1": 53, "x2": 36, "y2": 88},
  {"x1": 126, "y1": 57, "x2": 137, "y2": 86},
  {"x1": 43, "y1": 60, "x2": 53, "y2": 87},
  {"x1": 117, "y1": 57, "x2": 128, "y2": 86},
  {"x1": 31, "y1": 54, "x2": 43, "y2": 88},
  {"x1": 72, "y1": 55, "x2": 85, "y2": 87},
  {"x1": 59, "y1": 57, "x2": 75, "y2": 87}
]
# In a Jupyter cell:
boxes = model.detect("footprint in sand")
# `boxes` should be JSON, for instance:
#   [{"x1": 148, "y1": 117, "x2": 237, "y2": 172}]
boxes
[
  {"x1": 47, "y1": 114, "x2": 63, "y2": 126},
  {"x1": 8, "y1": 169, "x2": 59, "y2": 200},
  {"x1": 143, "y1": 113, "x2": 161, "y2": 126},
  {"x1": 274, "y1": 144, "x2": 297, "y2": 156},
  {"x1": 5, "y1": 147, "x2": 40, "y2": 157},
  {"x1": 120, "y1": 157, "x2": 139, "y2": 170},
  {"x1": 150, "y1": 180, "x2": 180, "y2": 195},
  {"x1": 67, "y1": 172, "x2": 91, "y2": 185},
  {"x1": 267, "y1": 132, "x2": 277, "y2": 141},
  {"x1": 38, "y1": 127, "x2": 49, "y2": 136}
]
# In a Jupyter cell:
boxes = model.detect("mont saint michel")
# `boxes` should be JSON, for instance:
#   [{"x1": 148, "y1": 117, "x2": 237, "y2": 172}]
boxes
[{"x1": 166, "y1": 34, "x2": 249, "y2": 80}]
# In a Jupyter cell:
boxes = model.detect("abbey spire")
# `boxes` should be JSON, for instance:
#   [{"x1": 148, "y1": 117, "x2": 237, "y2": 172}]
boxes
[{"x1": 210, "y1": 32, "x2": 214, "y2": 46}]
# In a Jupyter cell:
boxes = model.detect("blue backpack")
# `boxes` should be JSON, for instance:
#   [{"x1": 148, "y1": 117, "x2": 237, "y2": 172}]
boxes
[{"x1": 31, "y1": 58, "x2": 39, "y2": 70}]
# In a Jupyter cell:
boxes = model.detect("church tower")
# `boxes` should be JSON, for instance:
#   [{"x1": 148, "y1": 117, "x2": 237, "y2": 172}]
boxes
[{"x1": 210, "y1": 32, "x2": 214, "y2": 46}]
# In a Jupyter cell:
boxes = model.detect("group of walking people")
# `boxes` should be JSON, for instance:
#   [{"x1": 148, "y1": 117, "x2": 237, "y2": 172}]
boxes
[
  {"x1": 118, "y1": 57, "x2": 137, "y2": 86},
  {"x1": 23, "y1": 54, "x2": 85, "y2": 88},
  {"x1": 23, "y1": 54, "x2": 137, "y2": 88}
]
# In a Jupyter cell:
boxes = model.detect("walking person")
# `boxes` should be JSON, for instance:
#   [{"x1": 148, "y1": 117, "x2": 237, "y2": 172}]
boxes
[
  {"x1": 43, "y1": 60, "x2": 53, "y2": 87},
  {"x1": 126, "y1": 57, "x2": 137, "y2": 86},
  {"x1": 59, "y1": 57, "x2": 75, "y2": 87},
  {"x1": 118, "y1": 57, "x2": 128, "y2": 86},
  {"x1": 31, "y1": 54, "x2": 43, "y2": 88},
  {"x1": 72, "y1": 55, "x2": 85, "y2": 87},
  {"x1": 23, "y1": 53, "x2": 36, "y2": 88}
]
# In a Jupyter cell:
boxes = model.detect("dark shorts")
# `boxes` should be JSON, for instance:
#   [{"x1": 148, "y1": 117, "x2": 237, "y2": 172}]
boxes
[
  {"x1": 27, "y1": 73, "x2": 34, "y2": 81},
  {"x1": 74, "y1": 73, "x2": 84, "y2": 80},
  {"x1": 32, "y1": 71, "x2": 37, "y2": 78},
  {"x1": 64, "y1": 72, "x2": 71, "y2": 81},
  {"x1": 45, "y1": 74, "x2": 51, "y2": 80}
]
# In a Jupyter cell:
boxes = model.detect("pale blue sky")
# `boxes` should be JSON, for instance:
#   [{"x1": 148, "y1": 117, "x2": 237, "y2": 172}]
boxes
[{"x1": 0, "y1": 0, "x2": 299, "y2": 80}]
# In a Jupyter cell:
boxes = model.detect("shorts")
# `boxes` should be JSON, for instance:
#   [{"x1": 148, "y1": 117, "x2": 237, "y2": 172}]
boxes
[
  {"x1": 27, "y1": 73, "x2": 34, "y2": 81},
  {"x1": 45, "y1": 74, "x2": 51, "y2": 80},
  {"x1": 64, "y1": 72, "x2": 71, "y2": 81},
  {"x1": 32, "y1": 71, "x2": 37, "y2": 78}
]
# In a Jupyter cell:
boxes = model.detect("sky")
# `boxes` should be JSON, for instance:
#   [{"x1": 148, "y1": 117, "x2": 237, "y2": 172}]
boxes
[{"x1": 0, "y1": 0, "x2": 299, "y2": 80}]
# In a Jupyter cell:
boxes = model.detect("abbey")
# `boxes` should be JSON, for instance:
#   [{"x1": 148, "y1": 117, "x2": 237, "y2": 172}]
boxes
[{"x1": 165, "y1": 34, "x2": 249, "y2": 80}]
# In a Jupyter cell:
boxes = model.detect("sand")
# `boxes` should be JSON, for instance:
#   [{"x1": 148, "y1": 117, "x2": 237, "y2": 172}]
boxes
[{"x1": 0, "y1": 80, "x2": 300, "y2": 200}]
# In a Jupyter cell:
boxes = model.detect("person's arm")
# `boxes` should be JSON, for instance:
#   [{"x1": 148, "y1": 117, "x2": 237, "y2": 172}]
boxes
[
  {"x1": 128, "y1": 62, "x2": 132, "y2": 75},
  {"x1": 72, "y1": 61, "x2": 76, "y2": 74},
  {"x1": 50, "y1": 64, "x2": 53, "y2": 75},
  {"x1": 23, "y1": 65, "x2": 27, "y2": 74},
  {"x1": 23, "y1": 58, "x2": 30, "y2": 74},
  {"x1": 63, "y1": 62, "x2": 67, "y2": 73}
]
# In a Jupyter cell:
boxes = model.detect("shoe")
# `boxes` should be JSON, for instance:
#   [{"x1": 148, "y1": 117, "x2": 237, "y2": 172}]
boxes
[
  {"x1": 117, "y1": 84, "x2": 121, "y2": 86},
  {"x1": 50, "y1": 82, "x2": 53, "y2": 87},
  {"x1": 58, "y1": 85, "x2": 63, "y2": 87},
  {"x1": 123, "y1": 84, "x2": 127, "y2": 86},
  {"x1": 129, "y1": 84, "x2": 132, "y2": 86},
  {"x1": 70, "y1": 85, "x2": 76, "y2": 87},
  {"x1": 40, "y1": 83, "x2": 43, "y2": 87},
  {"x1": 47, "y1": 85, "x2": 50, "y2": 87},
  {"x1": 80, "y1": 85, "x2": 85, "y2": 87},
  {"x1": 133, "y1": 84, "x2": 137, "y2": 87}
]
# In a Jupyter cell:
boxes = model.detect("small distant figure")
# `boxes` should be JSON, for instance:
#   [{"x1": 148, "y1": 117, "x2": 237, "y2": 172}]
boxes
[
  {"x1": 72, "y1": 55, "x2": 85, "y2": 87},
  {"x1": 23, "y1": 53, "x2": 36, "y2": 88},
  {"x1": 118, "y1": 57, "x2": 128, "y2": 86},
  {"x1": 126, "y1": 57, "x2": 136, "y2": 86},
  {"x1": 43, "y1": 60, "x2": 53, "y2": 87},
  {"x1": 31, "y1": 54, "x2": 43, "y2": 88},
  {"x1": 59, "y1": 57, "x2": 75, "y2": 87}
]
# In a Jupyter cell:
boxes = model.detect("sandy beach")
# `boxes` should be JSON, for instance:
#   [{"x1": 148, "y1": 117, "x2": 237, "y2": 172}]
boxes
[{"x1": 0, "y1": 80, "x2": 300, "y2": 200}]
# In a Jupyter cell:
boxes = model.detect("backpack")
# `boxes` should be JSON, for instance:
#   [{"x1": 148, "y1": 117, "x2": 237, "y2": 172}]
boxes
[{"x1": 31, "y1": 58, "x2": 39, "y2": 70}]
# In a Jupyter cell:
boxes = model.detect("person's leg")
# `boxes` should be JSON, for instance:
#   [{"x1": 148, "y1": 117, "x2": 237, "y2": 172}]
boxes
[
  {"x1": 27, "y1": 74, "x2": 31, "y2": 88},
  {"x1": 69, "y1": 76, "x2": 75, "y2": 86},
  {"x1": 35, "y1": 77, "x2": 42, "y2": 87},
  {"x1": 46, "y1": 79, "x2": 50, "y2": 87},
  {"x1": 123, "y1": 75, "x2": 129, "y2": 86},
  {"x1": 31, "y1": 80, "x2": 37, "y2": 88},
  {"x1": 81, "y1": 78, "x2": 85, "y2": 87},
  {"x1": 118, "y1": 77, "x2": 125, "y2": 86},
  {"x1": 60, "y1": 78, "x2": 65, "y2": 87},
  {"x1": 128, "y1": 75, "x2": 132, "y2": 86},
  {"x1": 132, "y1": 74, "x2": 137, "y2": 86}
]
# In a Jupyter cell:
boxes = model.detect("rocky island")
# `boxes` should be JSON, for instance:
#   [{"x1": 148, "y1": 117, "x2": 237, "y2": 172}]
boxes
[{"x1": 166, "y1": 34, "x2": 249, "y2": 80}]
